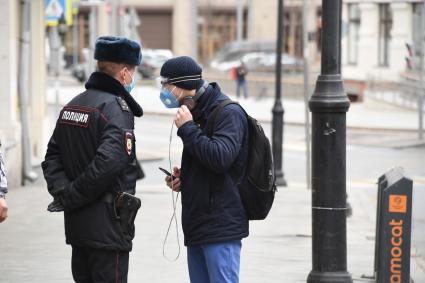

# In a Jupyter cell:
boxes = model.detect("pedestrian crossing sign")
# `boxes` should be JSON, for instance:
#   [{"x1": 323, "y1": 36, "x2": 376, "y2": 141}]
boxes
[{"x1": 45, "y1": 0, "x2": 73, "y2": 26}]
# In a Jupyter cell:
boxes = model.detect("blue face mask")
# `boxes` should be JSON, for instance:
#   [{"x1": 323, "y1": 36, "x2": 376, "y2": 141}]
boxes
[
  {"x1": 160, "y1": 87, "x2": 180, "y2": 108},
  {"x1": 124, "y1": 71, "x2": 136, "y2": 93}
]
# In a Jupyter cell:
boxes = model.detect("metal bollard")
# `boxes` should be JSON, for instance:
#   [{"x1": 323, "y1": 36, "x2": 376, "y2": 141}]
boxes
[{"x1": 374, "y1": 167, "x2": 413, "y2": 283}]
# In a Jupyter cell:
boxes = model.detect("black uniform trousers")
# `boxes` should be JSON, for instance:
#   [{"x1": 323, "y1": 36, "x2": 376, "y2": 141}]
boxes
[{"x1": 71, "y1": 246, "x2": 129, "y2": 283}]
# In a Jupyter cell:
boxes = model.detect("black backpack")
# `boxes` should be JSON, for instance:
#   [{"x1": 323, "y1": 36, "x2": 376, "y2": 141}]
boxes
[{"x1": 206, "y1": 100, "x2": 276, "y2": 220}]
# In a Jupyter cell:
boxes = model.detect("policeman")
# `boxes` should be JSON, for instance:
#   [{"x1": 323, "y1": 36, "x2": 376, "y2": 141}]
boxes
[{"x1": 42, "y1": 36, "x2": 143, "y2": 283}]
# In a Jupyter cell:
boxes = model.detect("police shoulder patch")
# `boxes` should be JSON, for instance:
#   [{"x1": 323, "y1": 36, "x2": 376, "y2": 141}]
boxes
[
  {"x1": 125, "y1": 131, "x2": 133, "y2": 156},
  {"x1": 117, "y1": 97, "x2": 130, "y2": 112}
]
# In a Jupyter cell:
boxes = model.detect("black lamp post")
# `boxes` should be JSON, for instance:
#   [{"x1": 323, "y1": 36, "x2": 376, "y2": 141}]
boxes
[
  {"x1": 307, "y1": 1, "x2": 352, "y2": 282},
  {"x1": 272, "y1": 0, "x2": 287, "y2": 187}
]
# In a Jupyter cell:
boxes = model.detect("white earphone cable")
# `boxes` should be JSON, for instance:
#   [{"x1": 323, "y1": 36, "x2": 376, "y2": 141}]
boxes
[{"x1": 162, "y1": 121, "x2": 181, "y2": 262}]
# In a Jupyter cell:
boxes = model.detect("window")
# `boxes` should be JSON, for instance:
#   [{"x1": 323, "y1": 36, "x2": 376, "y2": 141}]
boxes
[
  {"x1": 198, "y1": 8, "x2": 246, "y2": 63},
  {"x1": 316, "y1": 8, "x2": 322, "y2": 53},
  {"x1": 347, "y1": 4, "x2": 360, "y2": 65},
  {"x1": 284, "y1": 7, "x2": 303, "y2": 58},
  {"x1": 378, "y1": 4, "x2": 392, "y2": 67},
  {"x1": 412, "y1": 3, "x2": 423, "y2": 56}
]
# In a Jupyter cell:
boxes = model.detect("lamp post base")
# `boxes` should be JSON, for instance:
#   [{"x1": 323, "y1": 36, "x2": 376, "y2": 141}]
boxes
[{"x1": 307, "y1": 271, "x2": 353, "y2": 283}]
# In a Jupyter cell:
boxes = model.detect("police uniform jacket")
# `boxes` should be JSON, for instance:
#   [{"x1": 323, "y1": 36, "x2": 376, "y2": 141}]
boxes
[
  {"x1": 42, "y1": 71, "x2": 143, "y2": 252},
  {"x1": 177, "y1": 83, "x2": 249, "y2": 246}
]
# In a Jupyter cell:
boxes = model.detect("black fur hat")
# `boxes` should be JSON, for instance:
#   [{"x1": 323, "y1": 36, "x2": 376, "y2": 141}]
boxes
[{"x1": 94, "y1": 36, "x2": 142, "y2": 66}]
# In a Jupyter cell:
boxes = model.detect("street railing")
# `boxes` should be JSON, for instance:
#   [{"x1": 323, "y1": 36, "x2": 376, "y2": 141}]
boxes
[
  {"x1": 204, "y1": 69, "x2": 317, "y2": 100},
  {"x1": 367, "y1": 73, "x2": 425, "y2": 110}
]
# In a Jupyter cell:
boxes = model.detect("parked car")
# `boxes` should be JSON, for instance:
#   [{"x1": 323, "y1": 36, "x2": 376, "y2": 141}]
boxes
[
  {"x1": 72, "y1": 64, "x2": 87, "y2": 83},
  {"x1": 71, "y1": 48, "x2": 90, "y2": 83},
  {"x1": 138, "y1": 56, "x2": 156, "y2": 79},
  {"x1": 138, "y1": 49, "x2": 173, "y2": 78},
  {"x1": 70, "y1": 48, "x2": 174, "y2": 81},
  {"x1": 210, "y1": 40, "x2": 302, "y2": 73}
]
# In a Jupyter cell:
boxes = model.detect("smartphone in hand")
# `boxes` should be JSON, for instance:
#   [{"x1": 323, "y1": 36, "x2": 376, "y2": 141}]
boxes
[{"x1": 159, "y1": 167, "x2": 176, "y2": 180}]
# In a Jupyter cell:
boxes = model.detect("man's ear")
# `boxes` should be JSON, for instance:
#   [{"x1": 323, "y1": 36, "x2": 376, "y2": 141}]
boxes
[{"x1": 119, "y1": 67, "x2": 127, "y2": 84}]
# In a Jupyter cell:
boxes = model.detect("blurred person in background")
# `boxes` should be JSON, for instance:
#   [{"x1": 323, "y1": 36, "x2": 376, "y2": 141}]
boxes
[{"x1": 236, "y1": 60, "x2": 248, "y2": 99}]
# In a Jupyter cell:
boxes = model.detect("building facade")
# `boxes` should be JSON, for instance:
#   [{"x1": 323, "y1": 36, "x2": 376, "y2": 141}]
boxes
[
  {"x1": 72, "y1": 0, "x2": 322, "y2": 64},
  {"x1": 71, "y1": 1, "x2": 423, "y2": 88},
  {"x1": 342, "y1": 1, "x2": 424, "y2": 91},
  {"x1": 0, "y1": 0, "x2": 46, "y2": 187}
]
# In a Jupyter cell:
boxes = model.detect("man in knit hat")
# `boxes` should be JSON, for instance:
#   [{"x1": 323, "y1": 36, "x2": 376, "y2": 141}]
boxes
[
  {"x1": 42, "y1": 36, "x2": 143, "y2": 283},
  {"x1": 159, "y1": 56, "x2": 249, "y2": 283}
]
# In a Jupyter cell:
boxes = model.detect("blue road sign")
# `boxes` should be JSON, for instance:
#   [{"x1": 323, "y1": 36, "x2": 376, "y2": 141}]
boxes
[{"x1": 45, "y1": 0, "x2": 72, "y2": 26}]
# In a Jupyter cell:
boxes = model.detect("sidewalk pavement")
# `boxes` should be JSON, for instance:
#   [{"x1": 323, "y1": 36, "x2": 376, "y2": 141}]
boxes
[
  {"x1": 0, "y1": 79, "x2": 423, "y2": 282},
  {"x1": 1, "y1": 177, "x2": 425, "y2": 282},
  {"x1": 47, "y1": 82, "x2": 422, "y2": 133}
]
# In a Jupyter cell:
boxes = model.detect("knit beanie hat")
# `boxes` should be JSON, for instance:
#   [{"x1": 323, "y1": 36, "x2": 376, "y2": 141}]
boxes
[{"x1": 160, "y1": 56, "x2": 203, "y2": 90}]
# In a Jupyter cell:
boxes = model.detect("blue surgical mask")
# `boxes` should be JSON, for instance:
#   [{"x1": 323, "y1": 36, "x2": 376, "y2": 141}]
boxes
[
  {"x1": 124, "y1": 72, "x2": 136, "y2": 93},
  {"x1": 160, "y1": 87, "x2": 180, "y2": 108}
]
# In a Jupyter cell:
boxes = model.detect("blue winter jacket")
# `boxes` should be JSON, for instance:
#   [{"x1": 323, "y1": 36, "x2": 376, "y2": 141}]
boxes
[{"x1": 177, "y1": 82, "x2": 249, "y2": 246}]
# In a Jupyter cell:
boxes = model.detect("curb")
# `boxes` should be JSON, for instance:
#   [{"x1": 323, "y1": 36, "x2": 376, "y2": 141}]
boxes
[{"x1": 142, "y1": 110, "x2": 421, "y2": 133}]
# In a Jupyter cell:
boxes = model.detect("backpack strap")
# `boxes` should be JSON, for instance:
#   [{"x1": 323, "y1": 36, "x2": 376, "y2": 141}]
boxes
[
  {"x1": 206, "y1": 100, "x2": 239, "y2": 137},
  {"x1": 205, "y1": 99, "x2": 244, "y2": 184}
]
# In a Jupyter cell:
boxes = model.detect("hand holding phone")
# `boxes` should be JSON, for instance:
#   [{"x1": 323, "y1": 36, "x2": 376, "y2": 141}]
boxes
[
  {"x1": 159, "y1": 166, "x2": 181, "y2": 192},
  {"x1": 159, "y1": 167, "x2": 176, "y2": 180}
]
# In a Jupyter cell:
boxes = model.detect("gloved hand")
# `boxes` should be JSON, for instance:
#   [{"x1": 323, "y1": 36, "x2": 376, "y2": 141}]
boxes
[{"x1": 47, "y1": 197, "x2": 65, "y2": 212}]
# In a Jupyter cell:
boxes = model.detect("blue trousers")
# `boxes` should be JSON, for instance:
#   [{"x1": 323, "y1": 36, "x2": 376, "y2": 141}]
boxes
[
  {"x1": 187, "y1": 240, "x2": 242, "y2": 283},
  {"x1": 236, "y1": 80, "x2": 248, "y2": 98}
]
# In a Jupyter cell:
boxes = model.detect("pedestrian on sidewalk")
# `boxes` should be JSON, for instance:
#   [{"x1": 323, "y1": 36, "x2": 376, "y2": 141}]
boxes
[
  {"x1": 236, "y1": 60, "x2": 248, "y2": 99},
  {"x1": 0, "y1": 140, "x2": 8, "y2": 223},
  {"x1": 42, "y1": 36, "x2": 144, "y2": 283},
  {"x1": 159, "y1": 56, "x2": 249, "y2": 283}
]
